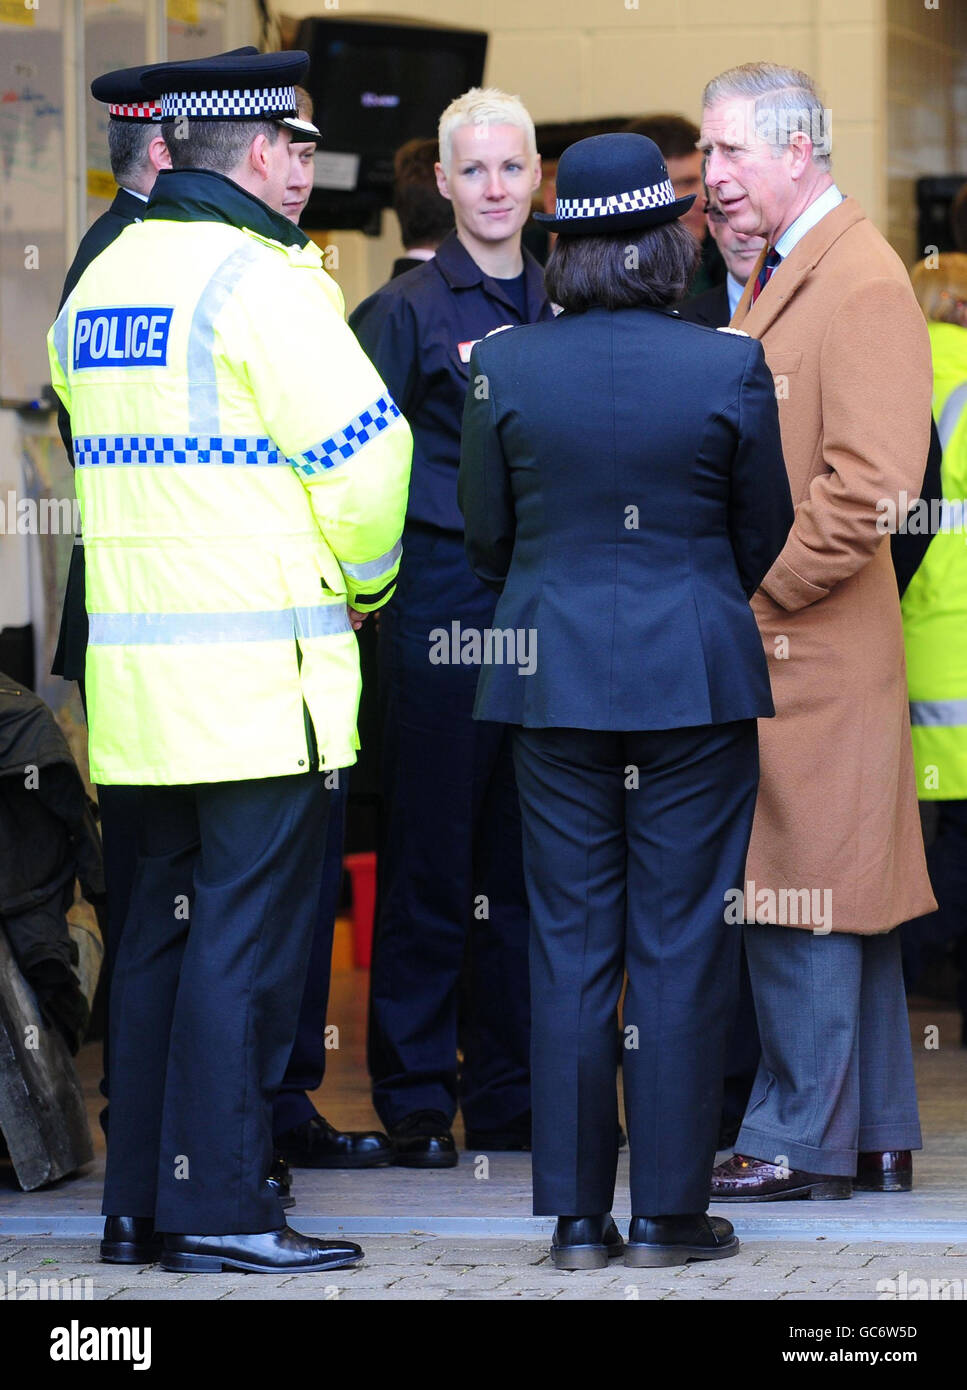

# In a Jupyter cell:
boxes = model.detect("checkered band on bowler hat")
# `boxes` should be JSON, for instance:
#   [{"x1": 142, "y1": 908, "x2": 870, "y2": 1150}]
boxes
[
  {"x1": 534, "y1": 131, "x2": 696, "y2": 235},
  {"x1": 141, "y1": 48, "x2": 309, "y2": 123}
]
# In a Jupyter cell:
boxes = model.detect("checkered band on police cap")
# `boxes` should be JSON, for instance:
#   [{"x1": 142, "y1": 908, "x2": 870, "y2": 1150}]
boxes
[
  {"x1": 554, "y1": 177, "x2": 677, "y2": 221},
  {"x1": 160, "y1": 85, "x2": 298, "y2": 120}
]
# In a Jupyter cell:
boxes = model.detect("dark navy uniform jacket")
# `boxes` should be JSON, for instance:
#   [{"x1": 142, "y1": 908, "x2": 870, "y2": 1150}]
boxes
[
  {"x1": 52, "y1": 187, "x2": 148, "y2": 681},
  {"x1": 458, "y1": 306, "x2": 796, "y2": 732},
  {"x1": 349, "y1": 230, "x2": 555, "y2": 533}
]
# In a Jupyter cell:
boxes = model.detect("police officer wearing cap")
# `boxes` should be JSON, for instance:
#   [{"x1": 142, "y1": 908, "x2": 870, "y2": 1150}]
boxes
[
  {"x1": 458, "y1": 133, "x2": 793, "y2": 1269},
  {"x1": 51, "y1": 50, "x2": 257, "y2": 1139},
  {"x1": 48, "y1": 49, "x2": 411, "y2": 1274},
  {"x1": 349, "y1": 87, "x2": 553, "y2": 1163}
]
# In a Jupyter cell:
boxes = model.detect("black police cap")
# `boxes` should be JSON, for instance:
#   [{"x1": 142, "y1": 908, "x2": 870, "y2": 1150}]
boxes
[
  {"x1": 90, "y1": 48, "x2": 259, "y2": 122},
  {"x1": 141, "y1": 49, "x2": 310, "y2": 122}
]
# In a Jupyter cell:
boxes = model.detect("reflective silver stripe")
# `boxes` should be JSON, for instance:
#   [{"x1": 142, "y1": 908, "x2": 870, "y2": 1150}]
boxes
[
  {"x1": 188, "y1": 244, "x2": 263, "y2": 434},
  {"x1": 89, "y1": 605, "x2": 350, "y2": 646},
  {"x1": 910, "y1": 699, "x2": 967, "y2": 727},
  {"x1": 52, "y1": 300, "x2": 71, "y2": 378},
  {"x1": 938, "y1": 383, "x2": 967, "y2": 451},
  {"x1": 340, "y1": 540, "x2": 403, "y2": 584},
  {"x1": 73, "y1": 434, "x2": 285, "y2": 467}
]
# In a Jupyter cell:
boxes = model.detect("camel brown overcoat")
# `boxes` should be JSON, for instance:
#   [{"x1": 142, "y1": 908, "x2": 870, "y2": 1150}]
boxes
[{"x1": 731, "y1": 195, "x2": 937, "y2": 933}]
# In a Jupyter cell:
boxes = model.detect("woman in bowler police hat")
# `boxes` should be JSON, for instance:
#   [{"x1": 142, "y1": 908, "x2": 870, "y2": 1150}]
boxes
[{"x1": 458, "y1": 133, "x2": 794, "y2": 1269}]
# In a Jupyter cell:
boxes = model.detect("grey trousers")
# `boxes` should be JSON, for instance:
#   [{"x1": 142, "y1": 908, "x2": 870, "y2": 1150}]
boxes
[{"x1": 737, "y1": 924, "x2": 922, "y2": 1176}]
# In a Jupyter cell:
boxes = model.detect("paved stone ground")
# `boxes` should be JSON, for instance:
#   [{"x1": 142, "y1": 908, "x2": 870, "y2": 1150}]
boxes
[{"x1": 3, "y1": 1234, "x2": 966, "y2": 1301}]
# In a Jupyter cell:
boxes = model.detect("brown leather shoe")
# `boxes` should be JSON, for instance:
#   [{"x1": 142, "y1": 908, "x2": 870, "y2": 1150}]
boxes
[
  {"x1": 710, "y1": 1153, "x2": 852, "y2": 1201},
  {"x1": 853, "y1": 1150, "x2": 912, "y2": 1192}
]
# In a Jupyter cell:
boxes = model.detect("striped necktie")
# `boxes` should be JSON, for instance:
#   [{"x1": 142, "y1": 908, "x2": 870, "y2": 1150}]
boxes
[{"x1": 752, "y1": 247, "x2": 782, "y2": 303}]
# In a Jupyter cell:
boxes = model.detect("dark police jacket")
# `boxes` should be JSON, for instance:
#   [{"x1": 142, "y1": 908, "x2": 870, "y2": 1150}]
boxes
[
  {"x1": 458, "y1": 306, "x2": 795, "y2": 731},
  {"x1": 349, "y1": 231, "x2": 555, "y2": 534},
  {"x1": 52, "y1": 188, "x2": 148, "y2": 682}
]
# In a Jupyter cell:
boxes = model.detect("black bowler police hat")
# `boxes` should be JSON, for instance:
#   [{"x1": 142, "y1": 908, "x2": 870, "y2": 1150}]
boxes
[
  {"x1": 91, "y1": 49, "x2": 259, "y2": 123},
  {"x1": 534, "y1": 132, "x2": 696, "y2": 235},
  {"x1": 141, "y1": 49, "x2": 309, "y2": 126}
]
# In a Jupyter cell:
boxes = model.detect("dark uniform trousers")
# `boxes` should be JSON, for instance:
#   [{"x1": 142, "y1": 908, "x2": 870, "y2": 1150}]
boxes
[
  {"x1": 513, "y1": 721, "x2": 759, "y2": 1218},
  {"x1": 272, "y1": 776, "x2": 347, "y2": 1137},
  {"x1": 369, "y1": 524, "x2": 530, "y2": 1133},
  {"x1": 102, "y1": 772, "x2": 330, "y2": 1234}
]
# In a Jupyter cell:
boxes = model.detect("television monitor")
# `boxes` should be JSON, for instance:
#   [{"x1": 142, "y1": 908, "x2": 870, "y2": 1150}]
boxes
[{"x1": 296, "y1": 17, "x2": 487, "y2": 232}]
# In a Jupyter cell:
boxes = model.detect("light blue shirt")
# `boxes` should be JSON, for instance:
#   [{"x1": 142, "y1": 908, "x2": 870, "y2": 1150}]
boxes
[
  {"x1": 726, "y1": 272, "x2": 745, "y2": 317},
  {"x1": 773, "y1": 184, "x2": 844, "y2": 262}
]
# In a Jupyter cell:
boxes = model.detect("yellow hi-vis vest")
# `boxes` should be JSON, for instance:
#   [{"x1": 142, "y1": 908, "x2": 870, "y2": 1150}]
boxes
[
  {"x1": 48, "y1": 216, "x2": 412, "y2": 786},
  {"x1": 902, "y1": 320, "x2": 967, "y2": 800}
]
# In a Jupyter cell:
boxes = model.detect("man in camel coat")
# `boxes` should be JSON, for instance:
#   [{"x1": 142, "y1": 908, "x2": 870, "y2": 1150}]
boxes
[{"x1": 699, "y1": 62, "x2": 936, "y2": 1200}]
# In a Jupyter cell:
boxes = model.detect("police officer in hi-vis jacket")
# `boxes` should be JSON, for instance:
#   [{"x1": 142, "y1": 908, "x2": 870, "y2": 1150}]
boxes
[{"x1": 48, "y1": 50, "x2": 411, "y2": 1275}]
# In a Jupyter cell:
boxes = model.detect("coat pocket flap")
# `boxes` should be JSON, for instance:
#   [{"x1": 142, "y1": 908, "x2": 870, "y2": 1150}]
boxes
[{"x1": 766, "y1": 349, "x2": 803, "y2": 376}]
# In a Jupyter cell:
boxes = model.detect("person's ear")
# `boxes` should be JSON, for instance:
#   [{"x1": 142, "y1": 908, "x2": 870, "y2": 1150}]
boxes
[
  {"x1": 250, "y1": 132, "x2": 270, "y2": 181},
  {"x1": 434, "y1": 160, "x2": 452, "y2": 202},
  {"x1": 787, "y1": 130, "x2": 813, "y2": 182},
  {"x1": 149, "y1": 134, "x2": 172, "y2": 173}
]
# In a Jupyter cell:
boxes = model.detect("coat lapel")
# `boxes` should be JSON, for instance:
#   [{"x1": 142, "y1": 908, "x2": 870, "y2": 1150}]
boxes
[{"x1": 731, "y1": 196, "x2": 868, "y2": 335}]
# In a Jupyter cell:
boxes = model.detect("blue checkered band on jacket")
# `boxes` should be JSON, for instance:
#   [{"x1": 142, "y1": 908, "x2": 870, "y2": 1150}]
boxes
[
  {"x1": 160, "y1": 85, "x2": 297, "y2": 119},
  {"x1": 295, "y1": 395, "x2": 401, "y2": 477},
  {"x1": 554, "y1": 178, "x2": 677, "y2": 220},
  {"x1": 74, "y1": 435, "x2": 288, "y2": 467}
]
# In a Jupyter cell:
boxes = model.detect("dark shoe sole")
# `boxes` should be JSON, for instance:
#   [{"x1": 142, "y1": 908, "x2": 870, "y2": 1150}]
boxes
[
  {"x1": 551, "y1": 1241, "x2": 624, "y2": 1271},
  {"x1": 853, "y1": 1176, "x2": 912, "y2": 1193},
  {"x1": 711, "y1": 1178, "x2": 852, "y2": 1202},
  {"x1": 160, "y1": 1250, "x2": 364, "y2": 1274},
  {"x1": 100, "y1": 1242, "x2": 161, "y2": 1265},
  {"x1": 393, "y1": 1149, "x2": 459, "y2": 1168},
  {"x1": 625, "y1": 1236, "x2": 740, "y2": 1268}
]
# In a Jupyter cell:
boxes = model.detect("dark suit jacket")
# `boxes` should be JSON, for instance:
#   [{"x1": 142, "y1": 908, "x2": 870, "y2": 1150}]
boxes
[
  {"x1": 677, "y1": 281, "x2": 731, "y2": 329},
  {"x1": 52, "y1": 188, "x2": 146, "y2": 681},
  {"x1": 458, "y1": 305, "x2": 794, "y2": 731}
]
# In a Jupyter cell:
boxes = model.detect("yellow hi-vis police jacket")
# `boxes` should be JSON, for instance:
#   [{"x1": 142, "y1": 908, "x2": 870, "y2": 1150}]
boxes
[
  {"x1": 47, "y1": 174, "x2": 412, "y2": 787},
  {"x1": 902, "y1": 319, "x2": 967, "y2": 800}
]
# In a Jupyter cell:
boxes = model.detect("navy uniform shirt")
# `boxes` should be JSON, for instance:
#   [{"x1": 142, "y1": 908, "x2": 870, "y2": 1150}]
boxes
[{"x1": 349, "y1": 230, "x2": 554, "y2": 534}]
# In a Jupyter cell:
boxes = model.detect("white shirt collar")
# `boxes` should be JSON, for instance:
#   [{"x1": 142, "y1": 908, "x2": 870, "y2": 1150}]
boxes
[
  {"x1": 726, "y1": 272, "x2": 745, "y2": 316},
  {"x1": 121, "y1": 187, "x2": 150, "y2": 203},
  {"x1": 773, "y1": 184, "x2": 844, "y2": 261}
]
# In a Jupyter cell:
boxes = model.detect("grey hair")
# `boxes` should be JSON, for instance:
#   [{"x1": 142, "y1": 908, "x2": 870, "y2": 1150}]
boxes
[
  {"x1": 702, "y1": 63, "x2": 832, "y2": 171},
  {"x1": 108, "y1": 121, "x2": 158, "y2": 184}
]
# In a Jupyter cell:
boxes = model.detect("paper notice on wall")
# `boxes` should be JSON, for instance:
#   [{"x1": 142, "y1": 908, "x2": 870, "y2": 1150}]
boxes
[{"x1": 313, "y1": 152, "x2": 361, "y2": 192}]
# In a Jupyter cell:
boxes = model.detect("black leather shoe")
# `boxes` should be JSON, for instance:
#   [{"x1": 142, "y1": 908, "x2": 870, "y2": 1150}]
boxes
[
  {"x1": 551, "y1": 1215, "x2": 624, "y2": 1270},
  {"x1": 854, "y1": 1150, "x2": 912, "y2": 1192},
  {"x1": 161, "y1": 1225, "x2": 363, "y2": 1273},
  {"x1": 101, "y1": 1216, "x2": 163, "y2": 1265},
  {"x1": 268, "y1": 1153, "x2": 295, "y2": 1209},
  {"x1": 711, "y1": 1153, "x2": 852, "y2": 1201},
  {"x1": 389, "y1": 1110, "x2": 459, "y2": 1168},
  {"x1": 275, "y1": 1114, "x2": 395, "y2": 1170},
  {"x1": 625, "y1": 1213, "x2": 739, "y2": 1267}
]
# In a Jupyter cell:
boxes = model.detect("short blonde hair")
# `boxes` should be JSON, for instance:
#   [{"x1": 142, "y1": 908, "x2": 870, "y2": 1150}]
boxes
[
  {"x1": 438, "y1": 86, "x2": 537, "y2": 173},
  {"x1": 911, "y1": 253, "x2": 967, "y2": 324}
]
